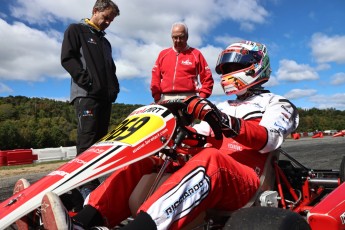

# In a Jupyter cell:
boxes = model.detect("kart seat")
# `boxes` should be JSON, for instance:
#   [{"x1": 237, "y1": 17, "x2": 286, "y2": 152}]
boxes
[{"x1": 129, "y1": 173, "x2": 171, "y2": 217}]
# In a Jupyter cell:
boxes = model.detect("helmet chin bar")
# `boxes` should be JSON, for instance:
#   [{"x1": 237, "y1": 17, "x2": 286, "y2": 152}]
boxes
[{"x1": 235, "y1": 88, "x2": 248, "y2": 96}]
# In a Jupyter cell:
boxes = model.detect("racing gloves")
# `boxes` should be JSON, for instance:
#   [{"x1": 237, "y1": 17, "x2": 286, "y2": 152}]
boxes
[{"x1": 183, "y1": 96, "x2": 241, "y2": 138}]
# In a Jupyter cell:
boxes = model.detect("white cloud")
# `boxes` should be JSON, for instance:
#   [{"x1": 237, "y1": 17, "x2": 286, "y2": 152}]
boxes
[
  {"x1": 215, "y1": 0, "x2": 269, "y2": 24},
  {"x1": 9, "y1": 0, "x2": 93, "y2": 24},
  {"x1": 276, "y1": 59, "x2": 319, "y2": 81},
  {"x1": 315, "y1": 63, "x2": 331, "y2": 71},
  {"x1": 263, "y1": 76, "x2": 279, "y2": 87},
  {"x1": 310, "y1": 33, "x2": 345, "y2": 64},
  {"x1": 0, "y1": 19, "x2": 65, "y2": 81},
  {"x1": 283, "y1": 89, "x2": 317, "y2": 100},
  {"x1": 330, "y1": 72, "x2": 345, "y2": 85},
  {"x1": 0, "y1": 82, "x2": 13, "y2": 93},
  {"x1": 309, "y1": 93, "x2": 345, "y2": 110},
  {"x1": 0, "y1": 0, "x2": 270, "y2": 84},
  {"x1": 214, "y1": 35, "x2": 245, "y2": 47}
]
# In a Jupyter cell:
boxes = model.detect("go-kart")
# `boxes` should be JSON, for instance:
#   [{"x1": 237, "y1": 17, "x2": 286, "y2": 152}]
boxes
[{"x1": 0, "y1": 100, "x2": 344, "y2": 230}]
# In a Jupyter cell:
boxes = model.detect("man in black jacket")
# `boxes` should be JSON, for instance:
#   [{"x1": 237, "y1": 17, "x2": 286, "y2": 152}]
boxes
[
  {"x1": 61, "y1": 0, "x2": 120, "y2": 199},
  {"x1": 12, "y1": 1, "x2": 121, "y2": 229}
]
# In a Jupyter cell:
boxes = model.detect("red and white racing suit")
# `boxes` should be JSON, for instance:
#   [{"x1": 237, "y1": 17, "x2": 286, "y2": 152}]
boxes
[
  {"x1": 85, "y1": 92, "x2": 299, "y2": 229},
  {"x1": 150, "y1": 46, "x2": 214, "y2": 102}
]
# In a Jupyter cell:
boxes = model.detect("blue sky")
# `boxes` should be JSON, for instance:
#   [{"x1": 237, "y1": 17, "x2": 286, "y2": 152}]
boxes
[{"x1": 0, "y1": 0, "x2": 344, "y2": 110}]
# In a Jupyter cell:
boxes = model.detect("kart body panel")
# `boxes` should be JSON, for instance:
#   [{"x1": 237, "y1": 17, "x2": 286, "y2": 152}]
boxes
[
  {"x1": 0, "y1": 104, "x2": 176, "y2": 229},
  {"x1": 308, "y1": 181, "x2": 345, "y2": 230}
]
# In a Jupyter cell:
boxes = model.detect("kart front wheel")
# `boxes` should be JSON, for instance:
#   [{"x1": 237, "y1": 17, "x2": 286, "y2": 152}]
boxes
[{"x1": 223, "y1": 206, "x2": 310, "y2": 230}]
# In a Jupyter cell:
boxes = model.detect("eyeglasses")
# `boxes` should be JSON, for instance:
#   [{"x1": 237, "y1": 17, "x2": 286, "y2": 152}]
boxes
[{"x1": 171, "y1": 35, "x2": 186, "y2": 41}]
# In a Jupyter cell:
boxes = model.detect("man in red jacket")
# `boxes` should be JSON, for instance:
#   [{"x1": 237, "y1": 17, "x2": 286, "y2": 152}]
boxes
[{"x1": 150, "y1": 22, "x2": 214, "y2": 103}]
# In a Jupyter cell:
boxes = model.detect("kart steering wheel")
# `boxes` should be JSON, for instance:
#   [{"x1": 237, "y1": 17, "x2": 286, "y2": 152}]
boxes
[{"x1": 158, "y1": 100, "x2": 223, "y2": 140}]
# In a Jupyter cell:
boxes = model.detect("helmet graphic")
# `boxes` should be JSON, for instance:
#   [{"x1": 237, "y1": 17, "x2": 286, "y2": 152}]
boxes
[{"x1": 215, "y1": 41, "x2": 271, "y2": 95}]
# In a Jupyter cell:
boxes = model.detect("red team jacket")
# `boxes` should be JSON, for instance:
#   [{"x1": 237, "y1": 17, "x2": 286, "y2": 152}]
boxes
[{"x1": 151, "y1": 47, "x2": 214, "y2": 101}]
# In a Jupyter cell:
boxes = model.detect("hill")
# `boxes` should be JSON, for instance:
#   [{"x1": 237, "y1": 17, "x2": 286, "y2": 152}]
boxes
[{"x1": 0, "y1": 96, "x2": 345, "y2": 150}]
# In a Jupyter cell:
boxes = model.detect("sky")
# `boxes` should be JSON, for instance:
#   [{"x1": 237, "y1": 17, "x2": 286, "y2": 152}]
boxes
[{"x1": 0, "y1": 0, "x2": 345, "y2": 110}]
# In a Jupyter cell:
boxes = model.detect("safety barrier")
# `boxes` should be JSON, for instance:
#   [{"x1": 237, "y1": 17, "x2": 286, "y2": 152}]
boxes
[{"x1": 0, "y1": 146, "x2": 77, "y2": 166}]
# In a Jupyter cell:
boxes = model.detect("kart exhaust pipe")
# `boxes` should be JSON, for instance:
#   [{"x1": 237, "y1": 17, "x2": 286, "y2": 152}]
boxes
[{"x1": 308, "y1": 178, "x2": 339, "y2": 188}]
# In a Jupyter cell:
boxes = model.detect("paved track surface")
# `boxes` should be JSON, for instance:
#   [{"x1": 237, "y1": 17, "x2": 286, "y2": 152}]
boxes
[{"x1": 0, "y1": 136, "x2": 344, "y2": 228}]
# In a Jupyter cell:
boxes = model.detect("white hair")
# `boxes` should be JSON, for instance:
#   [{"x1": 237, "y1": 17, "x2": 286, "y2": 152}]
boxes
[{"x1": 171, "y1": 22, "x2": 189, "y2": 37}]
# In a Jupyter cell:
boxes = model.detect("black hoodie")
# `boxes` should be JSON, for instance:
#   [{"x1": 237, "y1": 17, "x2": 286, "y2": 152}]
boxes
[{"x1": 61, "y1": 19, "x2": 120, "y2": 103}]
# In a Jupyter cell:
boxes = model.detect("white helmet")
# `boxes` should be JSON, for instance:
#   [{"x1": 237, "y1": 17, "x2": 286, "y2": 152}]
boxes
[{"x1": 215, "y1": 41, "x2": 271, "y2": 95}]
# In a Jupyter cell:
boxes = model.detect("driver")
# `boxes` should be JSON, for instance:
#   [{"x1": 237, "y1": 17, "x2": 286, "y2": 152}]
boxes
[{"x1": 39, "y1": 40, "x2": 299, "y2": 230}]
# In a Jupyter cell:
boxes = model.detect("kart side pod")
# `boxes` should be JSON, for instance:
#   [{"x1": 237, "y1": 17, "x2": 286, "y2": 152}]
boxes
[{"x1": 307, "y1": 181, "x2": 345, "y2": 230}]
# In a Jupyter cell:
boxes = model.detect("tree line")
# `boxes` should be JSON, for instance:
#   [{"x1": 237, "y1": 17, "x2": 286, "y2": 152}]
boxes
[
  {"x1": 0, "y1": 96, "x2": 344, "y2": 150},
  {"x1": 0, "y1": 96, "x2": 142, "y2": 150}
]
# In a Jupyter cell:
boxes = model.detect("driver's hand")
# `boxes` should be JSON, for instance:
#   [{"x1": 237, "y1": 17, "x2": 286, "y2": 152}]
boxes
[
  {"x1": 183, "y1": 96, "x2": 240, "y2": 138},
  {"x1": 183, "y1": 96, "x2": 222, "y2": 139}
]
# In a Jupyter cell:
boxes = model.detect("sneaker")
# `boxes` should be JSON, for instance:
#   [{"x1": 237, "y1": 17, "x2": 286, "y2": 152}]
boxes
[
  {"x1": 41, "y1": 191, "x2": 75, "y2": 230},
  {"x1": 13, "y1": 178, "x2": 40, "y2": 230},
  {"x1": 13, "y1": 178, "x2": 30, "y2": 194}
]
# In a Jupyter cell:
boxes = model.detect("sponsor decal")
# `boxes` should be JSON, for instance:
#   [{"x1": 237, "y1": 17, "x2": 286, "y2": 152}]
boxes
[
  {"x1": 269, "y1": 128, "x2": 282, "y2": 137},
  {"x1": 86, "y1": 147, "x2": 107, "y2": 154},
  {"x1": 274, "y1": 122, "x2": 287, "y2": 134},
  {"x1": 341, "y1": 212, "x2": 345, "y2": 224},
  {"x1": 281, "y1": 112, "x2": 290, "y2": 119},
  {"x1": 68, "y1": 158, "x2": 87, "y2": 165},
  {"x1": 48, "y1": 170, "x2": 69, "y2": 177},
  {"x1": 163, "y1": 167, "x2": 210, "y2": 218},
  {"x1": 133, "y1": 128, "x2": 169, "y2": 153},
  {"x1": 129, "y1": 106, "x2": 165, "y2": 116},
  {"x1": 181, "y1": 59, "x2": 192, "y2": 65},
  {"x1": 227, "y1": 143, "x2": 242, "y2": 151},
  {"x1": 279, "y1": 115, "x2": 289, "y2": 125},
  {"x1": 281, "y1": 105, "x2": 292, "y2": 115},
  {"x1": 227, "y1": 101, "x2": 262, "y2": 109}
]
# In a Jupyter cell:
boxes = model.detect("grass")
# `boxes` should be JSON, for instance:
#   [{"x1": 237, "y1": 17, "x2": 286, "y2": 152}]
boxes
[{"x1": 0, "y1": 160, "x2": 68, "y2": 171}]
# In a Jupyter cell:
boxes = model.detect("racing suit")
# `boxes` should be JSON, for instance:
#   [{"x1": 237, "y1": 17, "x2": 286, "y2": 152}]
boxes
[
  {"x1": 81, "y1": 92, "x2": 299, "y2": 229},
  {"x1": 150, "y1": 47, "x2": 214, "y2": 102}
]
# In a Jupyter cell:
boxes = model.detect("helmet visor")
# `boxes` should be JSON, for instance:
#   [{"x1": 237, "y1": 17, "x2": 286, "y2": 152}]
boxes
[{"x1": 216, "y1": 50, "x2": 262, "y2": 74}]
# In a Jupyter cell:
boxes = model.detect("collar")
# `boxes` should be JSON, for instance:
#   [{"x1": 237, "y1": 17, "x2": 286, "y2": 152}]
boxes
[
  {"x1": 81, "y1": 18, "x2": 106, "y2": 36},
  {"x1": 84, "y1": 18, "x2": 101, "y2": 31},
  {"x1": 172, "y1": 45, "x2": 190, "y2": 53}
]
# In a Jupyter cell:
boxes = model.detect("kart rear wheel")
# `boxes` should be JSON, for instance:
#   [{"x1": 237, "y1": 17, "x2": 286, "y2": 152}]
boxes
[{"x1": 223, "y1": 207, "x2": 310, "y2": 230}]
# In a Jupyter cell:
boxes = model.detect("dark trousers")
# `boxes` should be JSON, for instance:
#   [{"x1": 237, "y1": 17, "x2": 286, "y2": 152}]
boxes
[
  {"x1": 73, "y1": 97, "x2": 112, "y2": 199},
  {"x1": 74, "y1": 97, "x2": 112, "y2": 155}
]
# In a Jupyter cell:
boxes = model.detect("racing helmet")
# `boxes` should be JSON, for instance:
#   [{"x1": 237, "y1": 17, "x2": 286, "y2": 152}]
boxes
[{"x1": 215, "y1": 41, "x2": 271, "y2": 95}]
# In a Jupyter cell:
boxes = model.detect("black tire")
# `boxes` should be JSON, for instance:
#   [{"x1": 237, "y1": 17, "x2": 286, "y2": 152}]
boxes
[
  {"x1": 223, "y1": 207, "x2": 310, "y2": 230},
  {"x1": 340, "y1": 156, "x2": 345, "y2": 183}
]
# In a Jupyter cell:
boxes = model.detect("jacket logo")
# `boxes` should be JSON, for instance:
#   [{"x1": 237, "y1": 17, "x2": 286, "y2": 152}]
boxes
[
  {"x1": 87, "y1": 37, "x2": 97, "y2": 45},
  {"x1": 181, "y1": 59, "x2": 192, "y2": 65}
]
